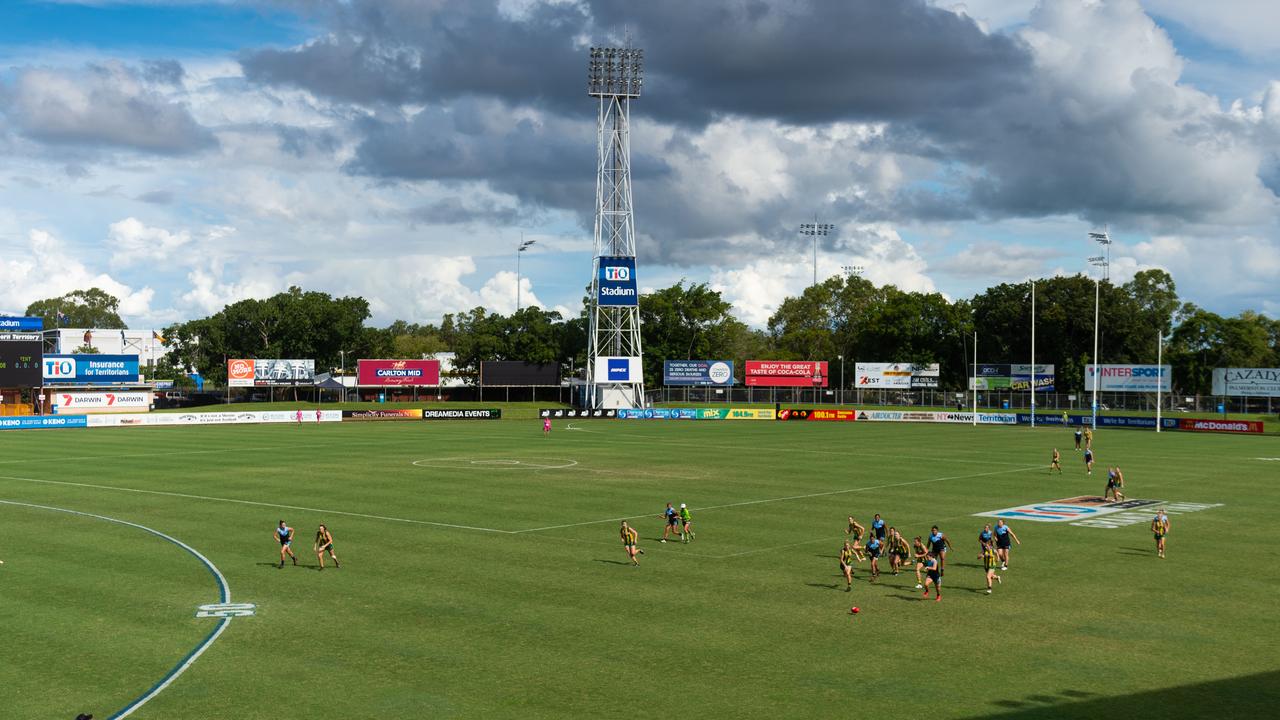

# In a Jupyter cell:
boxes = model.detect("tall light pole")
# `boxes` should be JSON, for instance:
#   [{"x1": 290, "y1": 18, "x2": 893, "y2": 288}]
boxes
[
  {"x1": 1030, "y1": 280, "x2": 1036, "y2": 428},
  {"x1": 838, "y1": 354, "x2": 844, "y2": 405},
  {"x1": 1089, "y1": 228, "x2": 1112, "y2": 282},
  {"x1": 1088, "y1": 248, "x2": 1108, "y2": 431},
  {"x1": 516, "y1": 235, "x2": 536, "y2": 312},
  {"x1": 1156, "y1": 328, "x2": 1164, "y2": 433},
  {"x1": 972, "y1": 331, "x2": 978, "y2": 426},
  {"x1": 799, "y1": 221, "x2": 834, "y2": 287}
]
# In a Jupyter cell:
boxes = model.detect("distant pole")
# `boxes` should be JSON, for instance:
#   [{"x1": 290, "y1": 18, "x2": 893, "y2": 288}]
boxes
[
  {"x1": 1091, "y1": 279, "x2": 1100, "y2": 431},
  {"x1": 799, "y1": 220, "x2": 834, "y2": 288},
  {"x1": 838, "y1": 354, "x2": 844, "y2": 405},
  {"x1": 1030, "y1": 280, "x2": 1036, "y2": 429},
  {"x1": 1156, "y1": 329, "x2": 1163, "y2": 433},
  {"x1": 972, "y1": 331, "x2": 978, "y2": 426}
]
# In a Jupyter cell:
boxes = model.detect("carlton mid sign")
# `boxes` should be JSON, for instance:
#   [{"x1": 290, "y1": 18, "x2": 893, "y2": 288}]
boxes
[
  {"x1": 357, "y1": 359, "x2": 442, "y2": 386},
  {"x1": 1085, "y1": 364, "x2": 1170, "y2": 393},
  {"x1": 745, "y1": 361, "x2": 827, "y2": 387}
]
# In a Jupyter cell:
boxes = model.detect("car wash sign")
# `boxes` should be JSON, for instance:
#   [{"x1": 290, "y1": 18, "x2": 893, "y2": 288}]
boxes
[{"x1": 597, "y1": 256, "x2": 638, "y2": 306}]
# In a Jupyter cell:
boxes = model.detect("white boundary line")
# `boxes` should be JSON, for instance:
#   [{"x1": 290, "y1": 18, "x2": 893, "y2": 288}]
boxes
[
  {"x1": 0, "y1": 475, "x2": 515, "y2": 535},
  {"x1": 511, "y1": 465, "x2": 1043, "y2": 534},
  {"x1": 0, "y1": 443, "x2": 335, "y2": 466},
  {"x1": 0, "y1": 499, "x2": 232, "y2": 719}
]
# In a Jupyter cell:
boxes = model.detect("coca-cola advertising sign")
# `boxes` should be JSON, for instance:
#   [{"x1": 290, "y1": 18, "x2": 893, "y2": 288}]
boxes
[{"x1": 744, "y1": 361, "x2": 828, "y2": 387}]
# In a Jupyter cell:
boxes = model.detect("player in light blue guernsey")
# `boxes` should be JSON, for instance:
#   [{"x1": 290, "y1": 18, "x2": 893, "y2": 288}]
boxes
[
  {"x1": 993, "y1": 519, "x2": 1020, "y2": 570},
  {"x1": 870, "y1": 514, "x2": 887, "y2": 542},
  {"x1": 274, "y1": 520, "x2": 297, "y2": 568}
]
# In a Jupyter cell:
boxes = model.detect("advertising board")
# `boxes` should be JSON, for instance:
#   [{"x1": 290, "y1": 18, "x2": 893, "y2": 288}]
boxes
[
  {"x1": 42, "y1": 354, "x2": 140, "y2": 384},
  {"x1": 1212, "y1": 368, "x2": 1280, "y2": 397},
  {"x1": 539, "y1": 408, "x2": 618, "y2": 419},
  {"x1": 357, "y1": 359, "x2": 442, "y2": 386},
  {"x1": 0, "y1": 316, "x2": 43, "y2": 331},
  {"x1": 597, "y1": 256, "x2": 638, "y2": 307},
  {"x1": 745, "y1": 360, "x2": 827, "y2": 387},
  {"x1": 777, "y1": 408, "x2": 856, "y2": 421},
  {"x1": 342, "y1": 409, "x2": 423, "y2": 420},
  {"x1": 1178, "y1": 418, "x2": 1264, "y2": 434},
  {"x1": 227, "y1": 358, "x2": 255, "y2": 387},
  {"x1": 593, "y1": 356, "x2": 642, "y2": 384},
  {"x1": 854, "y1": 410, "x2": 1016, "y2": 425},
  {"x1": 480, "y1": 361, "x2": 560, "y2": 386},
  {"x1": 86, "y1": 411, "x2": 343, "y2": 427},
  {"x1": 0, "y1": 332, "x2": 42, "y2": 386},
  {"x1": 50, "y1": 391, "x2": 152, "y2": 414},
  {"x1": 421, "y1": 408, "x2": 501, "y2": 420},
  {"x1": 970, "y1": 364, "x2": 1055, "y2": 391},
  {"x1": 663, "y1": 360, "x2": 735, "y2": 386},
  {"x1": 1085, "y1": 364, "x2": 1170, "y2": 393},
  {"x1": 0, "y1": 415, "x2": 87, "y2": 430},
  {"x1": 855, "y1": 363, "x2": 939, "y2": 388},
  {"x1": 255, "y1": 359, "x2": 315, "y2": 385},
  {"x1": 976, "y1": 496, "x2": 1161, "y2": 523}
]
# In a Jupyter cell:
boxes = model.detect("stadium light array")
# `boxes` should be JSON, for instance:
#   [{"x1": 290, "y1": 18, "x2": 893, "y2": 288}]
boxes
[{"x1": 588, "y1": 47, "x2": 644, "y2": 98}]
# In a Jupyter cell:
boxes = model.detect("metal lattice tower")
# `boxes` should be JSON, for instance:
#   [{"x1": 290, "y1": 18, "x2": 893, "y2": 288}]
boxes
[{"x1": 586, "y1": 46, "x2": 645, "y2": 409}]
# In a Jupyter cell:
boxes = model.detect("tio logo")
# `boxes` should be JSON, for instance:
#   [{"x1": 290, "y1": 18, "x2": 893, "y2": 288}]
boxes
[
  {"x1": 196, "y1": 602, "x2": 256, "y2": 618},
  {"x1": 44, "y1": 358, "x2": 77, "y2": 379},
  {"x1": 604, "y1": 266, "x2": 631, "y2": 282}
]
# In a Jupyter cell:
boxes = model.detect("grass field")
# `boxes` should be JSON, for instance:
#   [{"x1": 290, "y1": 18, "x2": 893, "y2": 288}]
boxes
[{"x1": 1, "y1": 415, "x2": 1277, "y2": 718}]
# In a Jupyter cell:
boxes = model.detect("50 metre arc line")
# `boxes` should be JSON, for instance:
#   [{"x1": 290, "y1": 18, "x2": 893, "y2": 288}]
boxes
[{"x1": 0, "y1": 499, "x2": 234, "y2": 719}]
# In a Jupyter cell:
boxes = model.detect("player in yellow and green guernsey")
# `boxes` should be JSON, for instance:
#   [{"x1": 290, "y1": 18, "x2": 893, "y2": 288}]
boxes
[
  {"x1": 620, "y1": 521, "x2": 644, "y2": 566},
  {"x1": 839, "y1": 541, "x2": 856, "y2": 591},
  {"x1": 679, "y1": 503, "x2": 694, "y2": 543}
]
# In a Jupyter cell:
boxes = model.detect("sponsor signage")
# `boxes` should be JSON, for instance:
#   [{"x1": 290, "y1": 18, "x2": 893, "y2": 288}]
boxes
[
  {"x1": 42, "y1": 354, "x2": 140, "y2": 384},
  {"x1": 357, "y1": 359, "x2": 442, "y2": 386},
  {"x1": 745, "y1": 361, "x2": 828, "y2": 387},
  {"x1": 1070, "y1": 501, "x2": 1223, "y2": 529},
  {"x1": 479, "y1": 361, "x2": 560, "y2": 386},
  {"x1": 1015, "y1": 413, "x2": 1180, "y2": 430},
  {"x1": 617, "y1": 408, "x2": 700, "y2": 420},
  {"x1": 777, "y1": 408, "x2": 856, "y2": 422},
  {"x1": 970, "y1": 364, "x2": 1055, "y2": 391},
  {"x1": 0, "y1": 415, "x2": 88, "y2": 430},
  {"x1": 976, "y1": 496, "x2": 1161, "y2": 523},
  {"x1": 1212, "y1": 368, "x2": 1280, "y2": 397},
  {"x1": 663, "y1": 360, "x2": 735, "y2": 387},
  {"x1": 342, "y1": 409, "x2": 424, "y2": 421},
  {"x1": 86, "y1": 411, "x2": 343, "y2": 427},
  {"x1": 0, "y1": 332, "x2": 42, "y2": 386},
  {"x1": 1179, "y1": 418, "x2": 1264, "y2": 434},
  {"x1": 227, "y1": 359, "x2": 255, "y2": 387},
  {"x1": 0, "y1": 316, "x2": 43, "y2": 331},
  {"x1": 539, "y1": 408, "x2": 618, "y2": 419},
  {"x1": 597, "y1": 256, "x2": 638, "y2": 306},
  {"x1": 855, "y1": 363, "x2": 940, "y2": 388},
  {"x1": 594, "y1": 356, "x2": 642, "y2": 384},
  {"x1": 421, "y1": 408, "x2": 501, "y2": 420},
  {"x1": 855, "y1": 410, "x2": 1016, "y2": 425},
  {"x1": 50, "y1": 391, "x2": 152, "y2": 414},
  {"x1": 1085, "y1": 364, "x2": 1171, "y2": 393}
]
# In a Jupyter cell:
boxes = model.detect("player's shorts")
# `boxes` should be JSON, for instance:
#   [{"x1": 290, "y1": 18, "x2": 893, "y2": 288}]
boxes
[
  {"x1": 996, "y1": 537, "x2": 1011, "y2": 549},
  {"x1": 320, "y1": 543, "x2": 333, "y2": 552},
  {"x1": 874, "y1": 528, "x2": 886, "y2": 539},
  {"x1": 839, "y1": 561, "x2": 851, "y2": 572},
  {"x1": 927, "y1": 570, "x2": 941, "y2": 583},
  {"x1": 1153, "y1": 533, "x2": 1164, "y2": 540},
  {"x1": 667, "y1": 516, "x2": 679, "y2": 526},
  {"x1": 867, "y1": 548, "x2": 881, "y2": 559},
  {"x1": 279, "y1": 539, "x2": 291, "y2": 546}
]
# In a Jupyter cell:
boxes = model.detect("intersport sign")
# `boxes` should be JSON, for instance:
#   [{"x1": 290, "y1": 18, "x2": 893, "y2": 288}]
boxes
[{"x1": 1085, "y1": 364, "x2": 1171, "y2": 393}]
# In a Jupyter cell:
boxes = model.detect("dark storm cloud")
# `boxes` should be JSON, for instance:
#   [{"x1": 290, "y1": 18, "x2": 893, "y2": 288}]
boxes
[{"x1": 243, "y1": 0, "x2": 1028, "y2": 126}]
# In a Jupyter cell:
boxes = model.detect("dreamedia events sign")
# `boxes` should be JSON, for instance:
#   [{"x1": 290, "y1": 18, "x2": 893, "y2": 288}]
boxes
[{"x1": 421, "y1": 408, "x2": 501, "y2": 420}]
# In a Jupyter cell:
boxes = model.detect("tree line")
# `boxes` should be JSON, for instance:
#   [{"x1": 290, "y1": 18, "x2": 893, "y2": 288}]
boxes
[{"x1": 24, "y1": 269, "x2": 1280, "y2": 394}]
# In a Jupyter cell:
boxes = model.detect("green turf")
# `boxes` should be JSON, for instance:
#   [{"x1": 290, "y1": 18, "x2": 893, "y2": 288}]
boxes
[{"x1": 0, "y1": 419, "x2": 1276, "y2": 718}]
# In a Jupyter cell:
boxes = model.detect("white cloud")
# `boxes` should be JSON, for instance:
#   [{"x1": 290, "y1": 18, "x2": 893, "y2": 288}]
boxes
[
  {"x1": 107, "y1": 217, "x2": 195, "y2": 268},
  {"x1": 1143, "y1": 0, "x2": 1280, "y2": 58},
  {"x1": 937, "y1": 241, "x2": 1064, "y2": 280},
  {"x1": 0, "y1": 228, "x2": 156, "y2": 319}
]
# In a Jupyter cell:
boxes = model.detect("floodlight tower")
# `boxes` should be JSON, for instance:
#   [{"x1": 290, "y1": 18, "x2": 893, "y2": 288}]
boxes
[
  {"x1": 586, "y1": 46, "x2": 646, "y2": 409},
  {"x1": 1089, "y1": 228, "x2": 1112, "y2": 282}
]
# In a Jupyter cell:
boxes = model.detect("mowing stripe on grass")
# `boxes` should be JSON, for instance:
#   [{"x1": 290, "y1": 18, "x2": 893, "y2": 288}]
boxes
[
  {"x1": 0, "y1": 475, "x2": 515, "y2": 535},
  {"x1": 512, "y1": 465, "x2": 1043, "y2": 534},
  {"x1": 0, "y1": 443, "x2": 334, "y2": 466},
  {"x1": 0, "y1": 499, "x2": 232, "y2": 720}
]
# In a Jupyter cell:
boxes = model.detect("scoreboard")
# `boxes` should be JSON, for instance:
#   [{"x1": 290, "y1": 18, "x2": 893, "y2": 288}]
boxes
[{"x1": 0, "y1": 332, "x2": 42, "y2": 386}]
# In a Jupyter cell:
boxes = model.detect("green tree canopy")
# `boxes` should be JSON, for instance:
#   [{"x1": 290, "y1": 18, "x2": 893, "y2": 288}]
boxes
[{"x1": 25, "y1": 288, "x2": 127, "y2": 329}]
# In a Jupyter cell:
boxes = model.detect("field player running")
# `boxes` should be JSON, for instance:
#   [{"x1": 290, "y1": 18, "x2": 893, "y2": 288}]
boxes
[
  {"x1": 620, "y1": 521, "x2": 644, "y2": 566},
  {"x1": 888, "y1": 528, "x2": 910, "y2": 576},
  {"x1": 912, "y1": 536, "x2": 930, "y2": 589},
  {"x1": 660, "y1": 502, "x2": 681, "y2": 543},
  {"x1": 921, "y1": 553, "x2": 942, "y2": 601},
  {"x1": 314, "y1": 524, "x2": 340, "y2": 569},
  {"x1": 846, "y1": 516, "x2": 867, "y2": 561},
  {"x1": 679, "y1": 503, "x2": 695, "y2": 543},
  {"x1": 1084, "y1": 446, "x2": 1096, "y2": 475},
  {"x1": 927, "y1": 526, "x2": 952, "y2": 573},
  {"x1": 1050, "y1": 448, "x2": 1063, "y2": 475},
  {"x1": 993, "y1": 519, "x2": 1020, "y2": 570},
  {"x1": 274, "y1": 520, "x2": 298, "y2": 568},
  {"x1": 1074, "y1": 426, "x2": 1083, "y2": 451},
  {"x1": 981, "y1": 539, "x2": 1002, "y2": 595},
  {"x1": 1152, "y1": 509, "x2": 1171, "y2": 558},
  {"x1": 865, "y1": 534, "x2": 883, "y2": 582},
  {"x1": 839, "y1": 541, "x2": 857, "y2": 591}
]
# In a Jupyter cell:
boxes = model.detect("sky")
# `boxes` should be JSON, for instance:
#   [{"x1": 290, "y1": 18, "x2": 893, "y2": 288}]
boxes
[{"x1": 0, "y1": 0, "x2": 1277, "y2": 329}]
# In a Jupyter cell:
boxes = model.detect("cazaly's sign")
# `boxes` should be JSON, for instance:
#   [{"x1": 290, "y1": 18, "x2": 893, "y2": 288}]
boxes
[{"x1": 1212, "y1": 368, "x2": 1280, "y2": 398}]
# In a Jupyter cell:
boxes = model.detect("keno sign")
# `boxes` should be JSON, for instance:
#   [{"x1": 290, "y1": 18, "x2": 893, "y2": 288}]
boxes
[
  {"x1": 357, "y1": 359, "x2": 442, "y2": 386},
  {"x1": 1212, "y1": 368, "x2": 1280, "y2": 398},
  {"x1": 745, "y1": 361, "x2": 827, "y2": 387},
  {"x1": 1085, "y1": 364, "x2": 1171, "y2": 393}
]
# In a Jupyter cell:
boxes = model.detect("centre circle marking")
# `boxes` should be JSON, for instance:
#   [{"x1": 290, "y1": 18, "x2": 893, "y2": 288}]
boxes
[{"x1": 412, "y1": 457, "x2": 578, "y2": 471}]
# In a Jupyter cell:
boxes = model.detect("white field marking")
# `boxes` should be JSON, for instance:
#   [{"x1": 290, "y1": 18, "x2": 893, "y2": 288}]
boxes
[
  {"x1": 0, "y1": 443, "x2": 334, "y2": 466},
  {"x1": 511, "y1": 465, "x2": 1043, "y2": 534},
  {"x1": 519, "y1": 530, "x2": 724, "y2": 559},
  {"x1": 411, "y1": 457, "x2": 579, "y2": 471},
  {"x1": 709, "y1": 508, "x2": 989, "y2": 560},
  {"x1": 0, "y1": 474, "x2": 515, "y2": 535},
  {"x1": 0, "y1": 499, "x2": 232, "y2": 719},
  {"x1": 1256, "y1": 458, "x2": 1280, "y2": 461},
  {"x1": 548, "y1": 425, "x2": 1031, "y2": 467}
]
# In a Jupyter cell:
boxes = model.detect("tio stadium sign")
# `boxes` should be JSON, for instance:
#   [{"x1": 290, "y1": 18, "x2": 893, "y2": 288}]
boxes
[{"x1": 357, "y1": 359, "x2": 442, "y2": 386}]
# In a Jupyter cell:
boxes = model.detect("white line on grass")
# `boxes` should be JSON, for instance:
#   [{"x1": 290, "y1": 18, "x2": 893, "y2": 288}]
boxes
[
  {"x1": 0, "y1": 499, "x2": 233, "y2": 719},
  {"x1": 0, "y1": 474, "x2": 515, "y2": 535},
  {"x1": 511, "y1": 464, "x2": 1043, "y2": 534},
  {"x1": 0, "y1": 444, "x2": 334, "y2": 466}
]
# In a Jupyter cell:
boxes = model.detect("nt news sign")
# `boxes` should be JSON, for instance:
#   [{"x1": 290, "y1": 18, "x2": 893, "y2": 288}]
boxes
[{"x1": 597, "y1": 256, "x2": 638, "y2": 307}]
